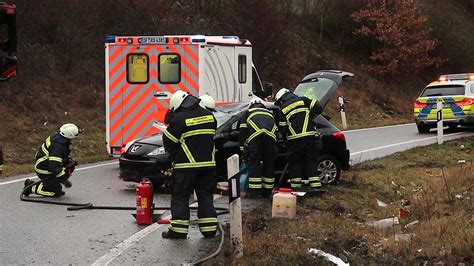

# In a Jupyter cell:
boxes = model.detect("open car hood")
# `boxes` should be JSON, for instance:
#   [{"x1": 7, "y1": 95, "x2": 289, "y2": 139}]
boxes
[{"x1": 294, "y1": 70, "x2": 354, "y2": 110}]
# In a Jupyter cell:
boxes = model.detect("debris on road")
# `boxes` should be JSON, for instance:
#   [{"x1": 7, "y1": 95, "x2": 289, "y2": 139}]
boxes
[
  {"x1": 404, "y1": 220, "x2": 420, "y2": 229},
  {"x1": 308, "y1": 248, "x2": 349, "y2": 266},
  {"x1": 366, "y1": 217, "x2": 399, "y2": 229},
  {"x1": 376, "y1": 198, "x2": 387, "y2": 208}
]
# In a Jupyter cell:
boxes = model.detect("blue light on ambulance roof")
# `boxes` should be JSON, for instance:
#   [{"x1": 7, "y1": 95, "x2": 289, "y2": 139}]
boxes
[
  {"x1": 105, "y1": 35, "x2": 116, "y2": 43},
  {"x1": 191, "y1": 35, "x2": 206, "y2": 43},
  {"x1": 223, "y1": 36, "x2": 239, "y2": 39}
]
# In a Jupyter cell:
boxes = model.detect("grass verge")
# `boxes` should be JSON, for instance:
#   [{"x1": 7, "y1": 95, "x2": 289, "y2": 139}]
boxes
[{"x1": 210, "y1": 137, "x2": 473, "y2": 264}]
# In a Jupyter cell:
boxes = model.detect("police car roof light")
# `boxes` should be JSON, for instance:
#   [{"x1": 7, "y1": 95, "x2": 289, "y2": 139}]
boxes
[
  {"x1": 438, "y1": 75, "x2": 448, "y2": 82},
  {"x1": 468, "y1": 73, "x2": 474, "y2": 81},
  {"x1": 105, "y1": 35, "x2": 116, "y2": 43}
]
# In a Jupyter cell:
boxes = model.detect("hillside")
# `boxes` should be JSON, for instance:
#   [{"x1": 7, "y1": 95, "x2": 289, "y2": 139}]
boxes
[{"x1": 0, "y1": 0, "x2": 473, "y2": 173}]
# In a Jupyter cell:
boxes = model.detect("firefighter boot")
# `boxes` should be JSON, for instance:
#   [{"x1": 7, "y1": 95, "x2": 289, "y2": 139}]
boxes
[
  {"x1": 22, "y1": 179, "x2": 34, "y2": 196},
  {"x1": 162, "y1": 230, "x2": 187, "y2": 239}
]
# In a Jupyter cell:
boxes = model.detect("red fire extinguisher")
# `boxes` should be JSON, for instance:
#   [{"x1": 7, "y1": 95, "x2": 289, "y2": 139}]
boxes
[{"x1": 136, "y1": 179, "x2": 153, "y2": 225}]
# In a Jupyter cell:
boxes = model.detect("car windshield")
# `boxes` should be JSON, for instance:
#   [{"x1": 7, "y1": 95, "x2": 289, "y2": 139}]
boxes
[
  {"x1": 294, "y1": 78, "x2": 336, "y2": 101},
  {"x1": 421, "y1": 85, "x2": 465, "y2": 97}
]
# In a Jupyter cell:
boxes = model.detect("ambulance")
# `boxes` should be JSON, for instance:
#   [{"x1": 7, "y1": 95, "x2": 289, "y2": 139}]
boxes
[{"x1": 105, "y1": 35, "x2": 271, "y2": 155}]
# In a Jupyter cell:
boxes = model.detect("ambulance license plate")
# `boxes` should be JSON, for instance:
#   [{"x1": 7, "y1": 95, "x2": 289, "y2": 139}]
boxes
[{"x1": 433, "y1": 104, "x2": 450, "y2": 108}]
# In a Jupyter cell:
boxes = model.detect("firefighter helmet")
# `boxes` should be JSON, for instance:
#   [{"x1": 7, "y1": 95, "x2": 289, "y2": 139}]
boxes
[
  {"x1": 170, "y1": 90, "x2": 189, "y2": 111},
  {"x1": 199, "y1": 94, "x2": 216, "y2": 111},
  {"x1": 250, "y1": 97, "x2": 264, "y2": 105},
  {"x1": 275, "y1": 88, "x2": 290, "y2": 102},
  {"x1": 59, "y1": 123, "x2": 80, "y2": 139}
]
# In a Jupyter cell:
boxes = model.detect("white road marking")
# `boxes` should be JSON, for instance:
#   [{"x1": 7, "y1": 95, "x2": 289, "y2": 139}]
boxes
[
  {"x1": 343, "y1": 123, "x2": 414, "y2": 133},
  {"x1": 0, "y1": 161, "x2": 118, "y2": 186},
  {"x1": 92, "y1": 214, "x2": 171, "y2": 266},
  {"x1": 349, "y1": 131, "x2": 470, "y2": 157}
]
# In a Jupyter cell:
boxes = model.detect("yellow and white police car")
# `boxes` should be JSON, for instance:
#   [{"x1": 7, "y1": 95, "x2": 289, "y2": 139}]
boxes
[{"x1": 414, "y1": 73, "x2": 474, "y2": 133}]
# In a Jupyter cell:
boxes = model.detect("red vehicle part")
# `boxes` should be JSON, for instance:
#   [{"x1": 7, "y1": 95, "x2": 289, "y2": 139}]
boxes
[{"x1": 136, "y1": 180, "x2": 154, "y2": 225}]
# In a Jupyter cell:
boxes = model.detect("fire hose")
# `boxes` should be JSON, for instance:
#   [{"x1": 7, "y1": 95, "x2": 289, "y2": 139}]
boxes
[{"x1": 20, "y1": 179, "x2": 228, "y2": 264}]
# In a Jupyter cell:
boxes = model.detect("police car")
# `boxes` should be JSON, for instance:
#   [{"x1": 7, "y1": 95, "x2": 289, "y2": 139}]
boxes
[{"x1": 414, "y1": 73, "x2": 474, "y2": 133}]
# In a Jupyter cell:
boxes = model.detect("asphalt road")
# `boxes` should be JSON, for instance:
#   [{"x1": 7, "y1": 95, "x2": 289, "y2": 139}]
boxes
[{"x1": 1, "y1": 123, "x2": 472, "y2": 264}]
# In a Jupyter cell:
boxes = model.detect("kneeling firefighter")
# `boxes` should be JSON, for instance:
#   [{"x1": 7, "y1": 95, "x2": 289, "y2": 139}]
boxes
[
  {"x1": 23, "y1": 123, "x2": 80, "y2": 197},
  {"x1": 162, "y1": 91, "x2": 218, "y2": 239},
  {"x1": 275, "y1": 88, "x2": 323, "y2": 190},
  {"x1": 239, "y1": 97, "x2": 277, "y2": 198}
]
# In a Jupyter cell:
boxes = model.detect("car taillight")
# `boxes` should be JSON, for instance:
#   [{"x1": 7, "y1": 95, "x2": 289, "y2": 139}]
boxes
[
  {"x1": 332, "y1": 131, "x2": 346, "y2": 142},
  {"x1": 112, "y1": 147, "x2": 126, "y2": 154},
  {"x1": 414, "y1": 100, "x2": 428, "y2": 108},
  {"x1": 454, "y1": 98, "x2": 474, "y2": 106}
]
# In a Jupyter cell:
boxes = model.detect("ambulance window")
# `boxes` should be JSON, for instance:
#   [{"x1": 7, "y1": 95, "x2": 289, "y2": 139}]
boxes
[
  {"x1": 238, "y1": 55, "x2": 247, "y2": 83},
  {"x1": 159, "y1": 54, "x2": 181, "y2": 84},
  {"x1": 127, "y1": 54, "x2": 149, "y2": 84}
]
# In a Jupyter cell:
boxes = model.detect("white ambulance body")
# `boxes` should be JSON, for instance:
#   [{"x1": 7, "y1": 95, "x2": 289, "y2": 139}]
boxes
[{"x1": 105, "y1": 35, "x2": 265, "y2": 155}]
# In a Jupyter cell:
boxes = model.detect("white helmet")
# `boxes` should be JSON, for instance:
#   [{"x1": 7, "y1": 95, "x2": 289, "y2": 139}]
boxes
[
  {"x1": 59, "y1": 123, "x2": 80, "y2": 139},
  {"x1": 250, "y1": 97, "x2": 264, "y2": 105},
  {"x1": 275, "y1": 88, "x2": 290, "y2": 101},
  {"x1": 199, "y1": 94, "x2": 216, "y2": 110},
  {"x1": 170, "y1": 90, "x2": 189, "y2": 111}
]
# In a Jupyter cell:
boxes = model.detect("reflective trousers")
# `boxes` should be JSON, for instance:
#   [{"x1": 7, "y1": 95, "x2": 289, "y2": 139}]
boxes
[
  {"x1": 286, "y1": 137, "x2": 321, "y2": 188},
  {"x1": 169, "y1": 170, "x2": 218, "y2": 237},
  {"x1": 30, "y1": 172, "x2": 65, "y2": 197},
  {"x1": 247, "y1": 137, "x2": 277, "y2": 195}
]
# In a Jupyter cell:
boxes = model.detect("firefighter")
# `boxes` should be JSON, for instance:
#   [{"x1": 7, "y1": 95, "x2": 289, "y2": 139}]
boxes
[
  {"x1": 162, "y1": 90, "x2": 218, "y2": 239},
  {"x1": 23, "y1": 123, "x2": 80, "y2": 197},
  {"x1": 275, "y1": 88, "x2": 323, "y2": 190},
  {"x1": 239, "y1": 97, "x2": 277, "y2": 198},
  {"x1": 199, "y1": 94, "x2": 216, "y2": 112}
]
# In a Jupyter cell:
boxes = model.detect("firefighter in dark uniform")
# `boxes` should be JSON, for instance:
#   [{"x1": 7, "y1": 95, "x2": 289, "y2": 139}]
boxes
[
  {"x1": 275, "y1": 88, "x2": 323, "y2": 190},
  {"x1": 23, "y1": 123, "x2": 80, "y2": 197},
  {"x1": 162, "y1": 91, "x2": 218, "y2": 239},
  {"x1": 239, "y1": 97, "x2": 277, "y2": 198}
]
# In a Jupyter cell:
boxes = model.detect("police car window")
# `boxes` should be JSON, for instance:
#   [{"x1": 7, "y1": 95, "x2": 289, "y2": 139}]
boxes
[
  {"x1": 127, "y1": 54, "x2": 149, "y2": 84},
  {"x1": 470, "y1": 84, "x2": 474, "y2": 94},
  {"x1": 238, "y1": 55, "x2": 246, "y2": 83},
  {"x1": 159, "y1": 54, "x2": 181, "y2": 84},
  {"x1": 294, "y1": 78, "x2": 335, "y2": 101},
  {"x1": 420, "y1": 85, "x2": 465, "y2": 97}
]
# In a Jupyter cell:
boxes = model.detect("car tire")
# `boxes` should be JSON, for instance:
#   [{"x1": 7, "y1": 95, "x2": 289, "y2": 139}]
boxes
[
  {"x1": 417, "y1": 124, "x2": 430, "y2": 133},
  {"x1": 316, "y1": 155, "x2": 341, "y2": 185}
]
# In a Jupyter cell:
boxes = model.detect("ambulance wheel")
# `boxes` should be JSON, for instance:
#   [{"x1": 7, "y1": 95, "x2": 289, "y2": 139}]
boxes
[
  {"x1": 316, "y1": 155, "x2": 341, "y2": 185},
  {"x1": 417, "y1": 124, "x2": 430, "y2": 134}
]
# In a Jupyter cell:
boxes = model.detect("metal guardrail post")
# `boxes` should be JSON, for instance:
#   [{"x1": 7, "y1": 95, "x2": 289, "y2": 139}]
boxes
[
  {"x1": 437, "y1": 101, "x2": 443, "y2": 144},
  {"x1": 338, "y1": 96, "x2": 348, "y2": 130}
]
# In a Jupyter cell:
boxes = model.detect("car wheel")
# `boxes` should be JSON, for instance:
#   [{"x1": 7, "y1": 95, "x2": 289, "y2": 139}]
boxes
[
  {"x1": 316, "y1": 155, "x2": 341, "y2": 185},
  {"x1": 417, "y1": 124, "x2": 430, "y2": 133}
]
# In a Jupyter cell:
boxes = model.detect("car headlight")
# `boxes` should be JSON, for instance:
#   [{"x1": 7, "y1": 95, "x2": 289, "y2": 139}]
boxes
[{"x1": 147, "y1": 146, "x2": 166, "y2": 156}]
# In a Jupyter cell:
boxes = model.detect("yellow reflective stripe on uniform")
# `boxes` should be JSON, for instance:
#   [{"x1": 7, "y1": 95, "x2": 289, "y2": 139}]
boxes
[
  {"x1": 278, "y1": 121, "x2": 287, "y2": 126},
  {"x1": 263, "y1": 184, "x2": 274, "y2": 189},
  {"x1": 164, "y1": 129, "x2": 179, "y2": 143},
  {"x1": 170, "y1": 227, "x2": 189, "y2": 234},
  {"x1": 249, "y1": 184, "x2": 262, "y2": 189},
  {"x1": 247, "y1": 111, "x2": 274, "y2": 121},
  {"x1": 185, "y1": 115, "x2": 214, "y2": 126},
  {"x1": 239, "y1": 146, "x2": 244, "y2": 151},
  {"x1": 198, "y1": 217, "x2": 218, "y2": 223},
  {"x1": 171, "y1": 220, "x2": 190, "y2": 225},
  {"x1": 310, "y1": 182, "x2": 322, "y2": 187},
  {"x1": 181, "y1": 129, "x2": 216, "y2": 138},
  {"x1": 180, "y1": 141, "x2": 196, "y2": 163},
  {"x1": 35, "y1": 156, "x2": 52, "y2": 174},
  {"x1": 310, "y1": 99, "x2": 317, "y2": 110},
  {"x1": 248, "y1": 107, "x2": 272, "y2": 113},
  {"x1": 45, "y1": 136, "x2": 51, "y2": 148},
  {"x1": 286, "y1": 107, "x2": 308, "y2": 119},
  {"x1": 239, "y1": 123, "x2": 247, "y2": 128},
  {"x1": 263, "y1": 177, "x2": 274, "y2": 183},
  {"x1": 287, "y1": 131, "x2": 317, "y2": 140},
  {"x1": 308, "y1": 177, "x2": 321, "y2": 181},
  {"x1": 56, "y1": 168, "x2": 65, "y2": 177},
  {"x1": 291, "y1": 178, "x2": 302, "y2": 182},
  {"x1": 174, "y1": 161, "x2": 216, "y2": 169},
  {"x1": 41, "y1": 143, "x2": 49, "y2": 156},
  {"x1": 247, "y1": 129, "x2": 276, "y2": 143},
  {"x1": 282, "y1": 100, "x2": 305, "y2": 114},
  {"x1": 37, "y1": 182, "x2": 55, "y2": 196},
  {"x1": 249, "y1": 177, "x2": 262, "y2": 182},
  {"x1": 287, "y1": 123, "x2": 297, "y2": 136},
  {"x1": 200, "y1": 226, "x2": 218, "y2": 232},
  {"x1": 302, "y1": 110, "x2": 310, "y2": 133},
  {"x1": 49, "y1": 156, "x2": 63, "y2": 162}
]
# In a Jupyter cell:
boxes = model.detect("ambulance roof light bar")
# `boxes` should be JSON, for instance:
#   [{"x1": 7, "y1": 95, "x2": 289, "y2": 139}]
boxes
[{"x1": 105, "y1": 35, "x2": 116, "y2": 43}]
